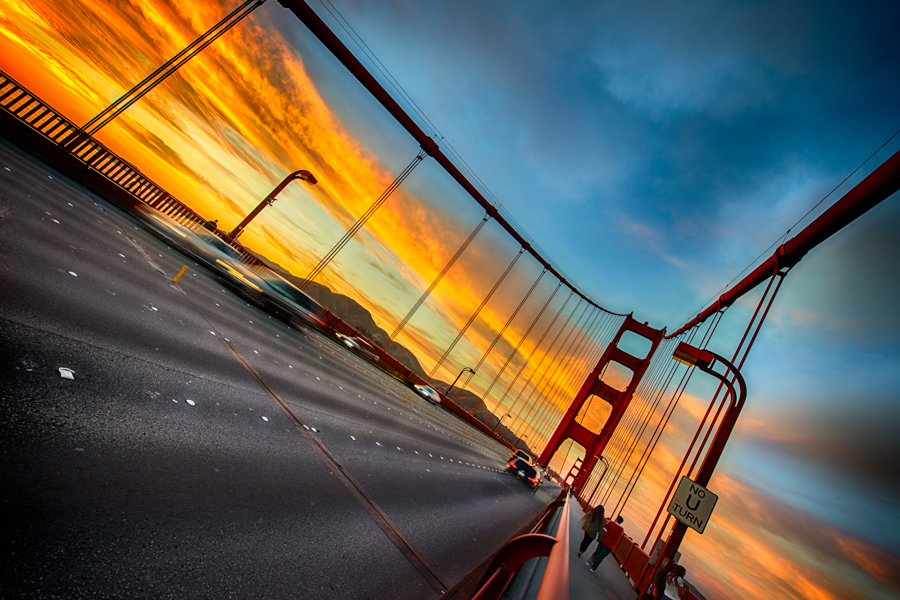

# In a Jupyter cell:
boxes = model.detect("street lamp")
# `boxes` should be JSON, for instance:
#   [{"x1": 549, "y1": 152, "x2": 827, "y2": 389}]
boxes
[
  {"x1": 445, "y1": 367, "x2": 475, "y2": 400},
  {"x1": 516, "y1": 434, "x2": 529, "y2": 450},
  {"x1": 492, "y1": 412, "x2": 513, "y2": 432},
  {"x1": 597, "y1": 455, "x2": 610, "y2": 479},
  {"x1": 656, "y1": 341, "x2": 747, "y2": 569},
  {"x1": 227, "y1": 170, "x2": 317, "y2": 240}
]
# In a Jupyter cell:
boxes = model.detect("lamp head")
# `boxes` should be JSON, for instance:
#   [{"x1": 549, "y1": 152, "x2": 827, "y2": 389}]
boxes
[
  {"x1": 673, "y1": 341, "x2": 715, "y2": 369},
  {"x1": 298, "y1": 170, "x2": 318, "y2": 185}
]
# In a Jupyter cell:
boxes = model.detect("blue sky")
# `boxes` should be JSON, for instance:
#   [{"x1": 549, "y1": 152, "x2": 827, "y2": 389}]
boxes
[{"x1": 292, "y1": 0, "x2": 900, "y2": 317}]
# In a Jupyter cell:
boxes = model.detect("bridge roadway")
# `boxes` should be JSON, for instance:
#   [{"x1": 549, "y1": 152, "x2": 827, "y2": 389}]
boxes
[{"x1": 0, "y1": 137, "x2": 568, "y2": 599}]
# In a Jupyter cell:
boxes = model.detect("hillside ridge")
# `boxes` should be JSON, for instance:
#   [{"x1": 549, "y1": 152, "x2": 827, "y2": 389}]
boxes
[{"x1": 255, "y1": 256, "x2": 527, "y2": 451}]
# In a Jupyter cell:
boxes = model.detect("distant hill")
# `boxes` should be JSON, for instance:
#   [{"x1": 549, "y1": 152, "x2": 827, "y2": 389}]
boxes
[
  {"x1": 686, "y1": 583, "x2": 707, "y2": 600},
  {"x1": 436, "y1": 387, "x2": 527, "y2": 452},
  {"x1": 250, "y1": 255, "x2": 529, "y2": 450},
  {"x1": 255, "y1": 258, "x2": 428, "y2": 378}
]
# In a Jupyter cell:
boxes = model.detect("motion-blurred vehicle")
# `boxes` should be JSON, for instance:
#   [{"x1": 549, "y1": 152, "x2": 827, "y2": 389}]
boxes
[
  {"x1": 134, "y1": 207, "x2": 328, "y2": 333},
  {"x1": 136, "y1": 207, "x2": 269, "y2": 298},
  {"x1": 256, "y1": 270, "x2": 329, "y2": 332},
  {"x1": 506, "y1": 457, "x2": 540, "y2": 489},
  {"x1": 336, "y1": 333, "x2": 380, "y2": 362},
  {"x1": 414, "y1": 384, "x2": 441, "y2": 405}
]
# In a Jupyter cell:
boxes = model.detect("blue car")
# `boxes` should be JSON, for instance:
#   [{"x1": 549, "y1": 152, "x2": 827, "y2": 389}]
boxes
[{"x1": 506, "y1": 457, "x2": 540, "y2": 489}]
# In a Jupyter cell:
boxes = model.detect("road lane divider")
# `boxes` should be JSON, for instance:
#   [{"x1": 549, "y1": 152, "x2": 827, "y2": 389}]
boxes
[
  {"x1": 168, "y1": 278, "x2": 450, "y2": 593},
  {"x1": 215, "y1": 334, "x2": 449, "y2": 594}
]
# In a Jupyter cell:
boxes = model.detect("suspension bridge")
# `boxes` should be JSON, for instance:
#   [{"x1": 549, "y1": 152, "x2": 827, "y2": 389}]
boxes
[{"x1": 1, "y1": 1, "x2": 898, "y2": 598}]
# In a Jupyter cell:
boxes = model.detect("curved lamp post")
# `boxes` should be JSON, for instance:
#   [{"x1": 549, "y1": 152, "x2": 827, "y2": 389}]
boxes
[
  {"x1": 493, "y1": 412, "x2": 513, "y2": 433},
  {"x1": 228, "y1": 169, "x2": 317, "y2": 240},
  {"x1": 445, "y1": 367, "x2": 475, "y2": 400},
  {"x1": 656, "y1": 341, "x2": 747, "y2": 569}
]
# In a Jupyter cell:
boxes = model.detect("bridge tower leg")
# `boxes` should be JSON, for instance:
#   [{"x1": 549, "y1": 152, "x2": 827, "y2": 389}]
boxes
[{"x1": 538, "y1": 315, "x2": 665, "y2": 493}]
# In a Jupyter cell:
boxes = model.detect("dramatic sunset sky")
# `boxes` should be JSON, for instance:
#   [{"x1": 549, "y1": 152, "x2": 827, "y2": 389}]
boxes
[{"x1": 2, "y1": 1, "x2": 898, "y2": 599}]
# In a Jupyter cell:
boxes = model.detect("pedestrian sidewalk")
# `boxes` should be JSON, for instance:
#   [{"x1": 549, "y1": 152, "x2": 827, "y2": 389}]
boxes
[{"x1": 568, "y1": 503, "x2": 638, "y2": 600}]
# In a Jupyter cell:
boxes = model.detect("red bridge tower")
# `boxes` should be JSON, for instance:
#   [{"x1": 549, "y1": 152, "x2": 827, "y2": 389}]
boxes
[{"x1": 539, "y1": 315, "x2": 665, "y2": 493}]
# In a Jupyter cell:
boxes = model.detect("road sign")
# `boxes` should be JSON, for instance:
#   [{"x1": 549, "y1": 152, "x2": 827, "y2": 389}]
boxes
[{"x1": 667, "y1": 476, "x2": 718, "y2": 534}]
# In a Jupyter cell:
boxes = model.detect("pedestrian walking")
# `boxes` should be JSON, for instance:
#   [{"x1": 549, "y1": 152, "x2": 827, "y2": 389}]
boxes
[
  {"x1": 589, "y1": 515, "x2": 624, "y2": 571},
  {"x1": 577, "y1": 505, "x2": 605, "y2": 556},
  {"x1": 663, "y1": 565, "x2": 687, "y2": 599},
  {"x1": 648, "y1": 562, "x2": 676, "y2": 600}
]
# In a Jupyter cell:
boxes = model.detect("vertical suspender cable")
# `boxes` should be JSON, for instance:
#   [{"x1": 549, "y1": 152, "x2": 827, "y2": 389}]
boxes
[
  {"x1": 427, "y1": 248, "x2": 525, "y2": 380},
  {"x1": 384, "y1": 214, "x2": 490, "y2": 350},
  {"x1": 453, "y1": 269, "x2": 547, "y2": 405},
  {"x1": 497, "y1": 291, "x2": 574, "y2": 435},
  {"x1": 300, "y1": 147, "x2": 429, "y2": 290},
  {"x1": 484, "y1": 282, "x2": 563, "y2": 420}
]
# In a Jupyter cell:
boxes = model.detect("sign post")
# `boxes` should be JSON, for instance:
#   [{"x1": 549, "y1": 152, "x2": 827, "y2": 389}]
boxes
[{"x1": 667, "y1": 476, "x2": 718, "y2": 534}]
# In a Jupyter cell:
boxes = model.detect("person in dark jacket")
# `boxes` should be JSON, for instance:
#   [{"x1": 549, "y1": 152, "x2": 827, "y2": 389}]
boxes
[
  {"x1": 590, "y1": 514, "x2": 624, "y2": 571},
  {"x1": 577, "y1": 505, "x2": 605, "y2": 556}
]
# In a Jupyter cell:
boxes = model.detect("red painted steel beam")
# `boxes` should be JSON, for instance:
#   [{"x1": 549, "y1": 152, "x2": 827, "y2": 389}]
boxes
[
  {"x1": 670, "y1": 147, "x2": 900, "y2": 338},
  {"x1": 534, "y1": 492, "x2": 570, "y2": 600},
  {"x1": 276, "y1": 0, "x2": 624, "y2": 315}
]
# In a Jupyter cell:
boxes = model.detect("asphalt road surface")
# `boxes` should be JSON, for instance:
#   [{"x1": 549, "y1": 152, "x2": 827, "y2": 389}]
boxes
[{"x1": 0, "y1": 137, "x2": 561, "y2": 600}]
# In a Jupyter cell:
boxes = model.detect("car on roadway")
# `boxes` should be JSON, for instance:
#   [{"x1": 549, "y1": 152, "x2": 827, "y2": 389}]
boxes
[
  {"x1": 135, "y1": 207, "x2": 270, "y2": 298},
  {"x1": 134, "y1": 207, "x2": 328, "y2": 334},
  {"x1": 256, "y1": 270, "x2": 329, "y2": 332},
  {"x1": 414, "y1": 384, "x2": 441, "y2": 405},
  {"x1": 510, "y1": 449, "x2": 533, "y2": 464},
  {"x1": 336, "y1": 333, "x2": 380, "y2": 362},
  {"x1": 506, "y1": 457, "x2": 540, "y2": 489}
]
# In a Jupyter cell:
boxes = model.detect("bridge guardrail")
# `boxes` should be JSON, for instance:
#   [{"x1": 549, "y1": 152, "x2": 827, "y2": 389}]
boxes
[
  {"x1": 0, "y1": 70, "x2": 428, "y2": 371},
  {"x1": 590, "y1": 521, "x2": 656, "y2": 596},
  {"x1": 0, "y1": 70, "x2": 275, "y2": 270},
  {"x1": 467, "y1": 490, "x2": 570, "y2": 600}
]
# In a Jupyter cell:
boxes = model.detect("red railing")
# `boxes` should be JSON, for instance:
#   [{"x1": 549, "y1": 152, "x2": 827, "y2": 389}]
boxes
[
  {"x1": 0, "y1": 68, "x2": 420, "y2": 374},
  {"x1": 0, "y1": 69, "x2": 273, "y2": 270},
  {"x1": 468, "y1": 491, "x2": 570, "y2": 600},
  {"x1": 595, "y1": 525, "x2": 656, "y2": 594}
]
